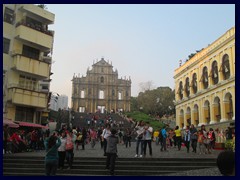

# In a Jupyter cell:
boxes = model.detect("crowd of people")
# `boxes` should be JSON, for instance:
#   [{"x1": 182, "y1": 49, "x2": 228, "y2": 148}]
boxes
[
  {"x1": 3, "y1": 125, "x2": 49, "y2": 154},
  {"x1": 3, "y1": 116, "x2": 235, "y2": 176}
]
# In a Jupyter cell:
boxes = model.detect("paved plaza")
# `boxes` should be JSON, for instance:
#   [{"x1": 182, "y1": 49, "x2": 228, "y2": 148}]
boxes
[
  {"x1": 4, "y1": 140, "x2": 223, "y2": 176},
  {"x1": 8, "y1": 140, "x2": 222, "y2": 159}
]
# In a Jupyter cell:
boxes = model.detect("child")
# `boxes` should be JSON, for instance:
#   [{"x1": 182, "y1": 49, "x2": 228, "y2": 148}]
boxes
[
  {"x1": 105, "y1": 129, "x2": 118, "y2": 176},
  {"x1": 197, "y1": 130, "x2": 204, "y2": 155}
]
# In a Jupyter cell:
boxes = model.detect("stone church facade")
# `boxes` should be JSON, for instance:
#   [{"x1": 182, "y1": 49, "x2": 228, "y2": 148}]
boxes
[{"x1": 71, "y1": 58, "x2": 131, "y2": 113}]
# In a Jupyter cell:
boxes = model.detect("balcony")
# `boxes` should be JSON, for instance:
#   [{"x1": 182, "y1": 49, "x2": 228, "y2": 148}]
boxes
[
  {"x1": 15, "y1": 23, "x2": 54, "y2": 50},
  {"x1": 12, "y1": 55, "x2": 50, "y2": 79},
  {"x1": 7, "y1": 86, "x2": 48, "y2": 108},
  {"x1": 18, "y1": 4, "x2": 54, "y2": 24}
]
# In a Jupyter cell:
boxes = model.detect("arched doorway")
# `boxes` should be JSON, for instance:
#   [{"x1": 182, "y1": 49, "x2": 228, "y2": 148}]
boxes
[
  {"x1": 213, "y1": 97, "x2": 221, "y2": 123},
  {"x1": 193, "y1": 104, "x2": 199, "y2": 126},
  {"x1": 203, "y1": 100, "x2": 211, "y2": 124},
  {"x1": 186, "y1": 107, "x2": 191, "y2": 126},
  {"x1": 223, "y1": 93, "x2": 233, "y2": 120},
  {"x1": 179, "y1": 109, "x2": 184, "y2": 128}
]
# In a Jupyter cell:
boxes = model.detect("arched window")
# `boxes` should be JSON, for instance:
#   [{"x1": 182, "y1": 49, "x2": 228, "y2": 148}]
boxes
[
  {"x1": 100, "y1": 76, "x2": 104, "y2": 83},
  {"x1": 222, "y1": 54, "x2": 230, "y2": 80},
  {"x1": 178, "y1": 81, "x2": 183, "y2": 100},
  {"x1": 192, "y1": 73, "x2": 197, "y2": 94},
  {"x1": 211, "y1": 61, "x2": 219, "y2": 85},
  {"x1": 202, "y1": 66, "x2": 209, "y2": 89},
  {"x1": 185, "y1": 77, "x2": 190, "y2": 97}
]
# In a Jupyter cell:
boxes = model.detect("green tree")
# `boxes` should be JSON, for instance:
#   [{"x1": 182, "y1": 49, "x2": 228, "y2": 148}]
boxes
[
  {"x1": 135, "y1": 86, "x2": 175, "y2": 118},
  {"x1": 37, "y1": 4, "x2": 47, "y2": 9}
]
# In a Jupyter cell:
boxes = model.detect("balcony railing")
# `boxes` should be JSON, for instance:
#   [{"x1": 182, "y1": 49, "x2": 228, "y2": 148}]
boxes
[
  {"x1": 12, "y1": 55, "x2": 50, "y2": 79},
  {"x1": 15, "y1": 23, "x2": 54, "y2": 49},
  {"x1": 16, "y1": 21, "x2": 54, "y2": 36},
  {"x1": 7, "y1": 85, "x2": 48, "y2": 108}
]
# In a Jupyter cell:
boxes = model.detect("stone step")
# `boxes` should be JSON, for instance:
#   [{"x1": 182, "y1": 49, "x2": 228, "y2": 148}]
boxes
[
  {"x1": 3, "y1": 167, "x2": 181, "y2": 176},
  {"x1": 3, "y1": 159, "x2": 216, "y2": 166},
  {"x1": 3, "y1": 156, "x2": 217, "y2": 176}
]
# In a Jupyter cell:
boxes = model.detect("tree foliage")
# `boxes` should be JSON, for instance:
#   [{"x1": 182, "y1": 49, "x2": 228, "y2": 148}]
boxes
[
  {"x1": 131, "y1": 86, "x2": 175, "y2": 118},
  {"x1": 37, "y1": 4, "x2": 47, "y2": 9}
]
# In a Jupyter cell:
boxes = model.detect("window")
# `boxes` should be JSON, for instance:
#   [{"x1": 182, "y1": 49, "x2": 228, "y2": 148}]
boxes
[
  {"x1": 15, "y1": 106, "x2": 34, "y2": 122},
  {"x1": 79, "y1": 107, "x2": 85, "y2": 113},
  {"x1": 211, "y1": 61, "x2": 219, "y2": 85},
  {"x1": 19, "y1": 75, "x2": 37, "y2": 90},
  {"x1": 112, "y1": 89, "x2": 115, "y2": 96},
  {"x1": 202, "y1": 67, "x2": 209, "y2": 89},
  {"x1": 126, "y1": 90, "x2": 129, "y2": 97},
  {"x1": 192, "y1": 73, "x2": 197, "y2": 94},
  {"x1": 41, "y1": 85, "x2": 49, "y2": 90},
  {"x1": 3, "y1": 38, "x2": 10, "y2": 54},
  {"x1": 100, "y1": 76, "x2": 104, "y2": 83},
  {"x1": 26, "y1": 16, "x2": 43, "y2": 31},
  {"x1": 4, "y1": 7, "x2": 14, "y2": 24},
  {"x1": 222, "y1": 54, "x2": 230, "y2": 80},
  {"x1": 80, "y1": 90, "x2": 85, "y2": 98},
  {"x1": 118, "y1": 92, "x2": 122, "y2": 100},
  {"x1": 99, "y1": 90, "x2": 104, "y2": 99},
  {"x1": 178, "y1": 81, "x2": 183, "y2": 100},
  {"x1": 22, "y1": 45, "x2": 40, "y2": 60},
  {"x1": 185, "y1": 78, "x2": 190, "y2": 97}
]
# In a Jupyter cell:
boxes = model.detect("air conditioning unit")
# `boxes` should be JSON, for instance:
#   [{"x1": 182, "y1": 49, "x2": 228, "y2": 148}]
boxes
[{"x1": 41, "y1": 55, "x2": 52, "y2": 63}]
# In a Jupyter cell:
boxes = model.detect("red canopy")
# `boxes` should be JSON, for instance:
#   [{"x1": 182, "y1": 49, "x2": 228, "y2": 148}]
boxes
[
  {"x1": 16, "y1": 121, "x2": 48, "y2": 129},
  {"x1": 3, "y1": 119, "x2": 19, "y2": 128}
]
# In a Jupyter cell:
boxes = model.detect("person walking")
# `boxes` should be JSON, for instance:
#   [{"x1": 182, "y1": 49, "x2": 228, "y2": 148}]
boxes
[
  {"x1": 44, "y1": 133, "x2": 61, "y2": 176},
  {"x1": 58, "y1": 131, "x2": 66, "y2": 170},
  {"x1": 105, "y1": 128, "x2": 119, "y2": 176},
  {"x1": 183, "y1": 125, "x2": 191, "y2": 153},
  {"x1": 101, "y1": 124, "x2": 111, "y2": 156},
  {"x1": 201, "y1": 125, "x2": 211, "y2": 154},
  {"x1": 124, "y1": 128, "x2": 132, "y2": 148},
  {"x1": 143, "y1": 122, "x2": 153, "y2": 157},
  {"x1": 81, "y1": 127, "x2": 87, "y2": 150},
  {"x1": 174, "y1": 126, "x2": 182, "y2": 151},
  {"x1": 153, "y1": 129, "x2": 160, "y2": 145},
  {"x1": 160, "y1": 126, "x2": 167, "y2": 152},
  {"x1": 89, "y1": 127, "x2": 97, "y2": 148},
  {"x1": 190, "y1": 124, "x2": 198, "y2": 153},
  {"x1": 65, "y1": 131, "x2": 76, "y2": 169},
  {"x1": 134, "y1": 121, "x2": 145, "y2": 158},
  {"x1": 197, "y1": 130, "x2": 205, "y2": 154}
]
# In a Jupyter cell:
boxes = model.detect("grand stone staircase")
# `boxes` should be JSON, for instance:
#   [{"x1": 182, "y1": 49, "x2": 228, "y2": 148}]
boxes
[
  {"x1": 3, "y1": 155, "x2": 217, "y2": 176},
  {"x1": 72, "y1": 112, "x2": 133, "y2": 129}
]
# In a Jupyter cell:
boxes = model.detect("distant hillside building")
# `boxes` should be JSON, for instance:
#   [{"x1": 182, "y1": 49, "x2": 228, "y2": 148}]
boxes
[
  {"x1": 71, "y1": 58, "x2": 131, "y2": 113},
  {"x1": 174, "y1": 27, "x2": 235, "y2": 130}
]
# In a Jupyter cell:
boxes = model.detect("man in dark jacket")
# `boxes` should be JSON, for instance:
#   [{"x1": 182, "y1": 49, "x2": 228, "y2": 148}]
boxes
[{"x1": 105, "y1": 129, "x2": 118, "y2": 176}]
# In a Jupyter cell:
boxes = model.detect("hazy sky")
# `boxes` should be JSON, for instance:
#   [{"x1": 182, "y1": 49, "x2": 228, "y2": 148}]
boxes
[{"x1": 45, "y1": 4, "x2": 235, "y2": 106}]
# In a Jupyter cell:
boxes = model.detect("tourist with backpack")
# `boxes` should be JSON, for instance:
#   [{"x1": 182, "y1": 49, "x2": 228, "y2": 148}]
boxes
[{"x1": 160, "y1": 126, "x2": 167, "y2": 152}]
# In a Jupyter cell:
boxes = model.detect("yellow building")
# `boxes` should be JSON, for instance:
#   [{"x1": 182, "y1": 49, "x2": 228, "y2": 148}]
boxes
[
  {"x1": 174, "y1": 27, "x2": 235, "y2": 130},
  {"x1": 3, "y1": 4, "x2": 55, "y2": 124}
]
